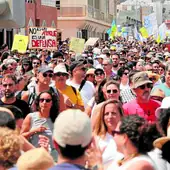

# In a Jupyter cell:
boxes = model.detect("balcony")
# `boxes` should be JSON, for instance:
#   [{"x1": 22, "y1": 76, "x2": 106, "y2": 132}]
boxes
[{"x1": 58, "y1": 4, "x2": 112, "y2": 24}]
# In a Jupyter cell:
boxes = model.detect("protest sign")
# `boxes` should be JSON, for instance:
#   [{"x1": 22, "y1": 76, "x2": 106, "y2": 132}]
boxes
[
  {"x1": 29, "y1": 27, "x2": 57, "y2": 49},
  {"x1": 12, "y1": 34, "x2": 28, "y2": 53},
  {"x1": 69, "y1": 37, "x2": 85, "y2": 53},
  {"x1": 85, "y1": 37, "x2": 99, "y2": 48}
]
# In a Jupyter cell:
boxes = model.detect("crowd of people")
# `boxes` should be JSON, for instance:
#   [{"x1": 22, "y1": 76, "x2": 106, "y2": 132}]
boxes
[{"x1": 1, "y1": 36, "x2": 170, "y2": 170}]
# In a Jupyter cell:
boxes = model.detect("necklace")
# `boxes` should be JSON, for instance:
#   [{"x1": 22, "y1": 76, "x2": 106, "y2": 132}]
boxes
[{"x1": 118, "y1": 153, "x2": 140, "y2": 166}]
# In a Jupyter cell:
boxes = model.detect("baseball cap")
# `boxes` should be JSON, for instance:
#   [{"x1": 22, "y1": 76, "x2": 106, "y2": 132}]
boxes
[
  {"x1": 132, "y1": 71, "x2": 152, "y2": 89},
  {"x1": 53, "y1": 109, "x2": 92, "y2": 148},
  {"x1": 86, "y1": 68, "x2": 95, "y2": 75},
  {"x1": 38, "y1": 66, "x2": 53, "y2": 74},
  {"x1": 69, "y1": 61, "x2": 84, "y2": 73},
  {"x1": 54, "y1": 63, "x2": 68, "y2": 75},
  {"x1": 155, "y1": 96, "x2": 170, "y2": 118}
]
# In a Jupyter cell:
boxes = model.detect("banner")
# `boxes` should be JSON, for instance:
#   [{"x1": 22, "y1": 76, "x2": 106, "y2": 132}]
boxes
[
  {"x1": 12, "y1": 34, "x2": 28, "y2": 53},
  {"x1": 85, "y1": 37, "x2": 99, "y2": 47},
  {"x1": 29, "y1": 27, "x2": 57, "y2": 49},
  {"x1": 69, "y1": 37, "x2": 85, "y2": 53}
]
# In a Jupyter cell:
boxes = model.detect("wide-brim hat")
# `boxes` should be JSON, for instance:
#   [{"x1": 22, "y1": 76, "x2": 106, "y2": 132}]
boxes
[
  {"x1": 154, "y1": 121, "x2": 170, "y2": 149},
  {"x1": 132, "y1": 71, "x2": 152, "y2": 89}
]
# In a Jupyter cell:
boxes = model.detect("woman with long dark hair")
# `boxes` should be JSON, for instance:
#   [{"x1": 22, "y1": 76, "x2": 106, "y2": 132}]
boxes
[{"x1": 21, "y1": 91, "x2": 59, "y2": 161}]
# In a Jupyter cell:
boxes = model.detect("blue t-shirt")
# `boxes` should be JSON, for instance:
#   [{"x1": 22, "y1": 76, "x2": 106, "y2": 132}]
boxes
[
  {"x1": 152, "y1": 83, "x2": 170, "y2": 97},
  {"x1": 49, "y1": 163, "x2": 87, "y2": 170}
]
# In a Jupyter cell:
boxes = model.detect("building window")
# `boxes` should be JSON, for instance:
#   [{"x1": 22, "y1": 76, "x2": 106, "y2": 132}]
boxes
[
  {"x1": 42, "y1": 20, "x2": 47, "y2": 27},
  {"x1": 51, "y1": 21, "x2": 56, "y2": 28},
  {"x1": 41, "y1": 0, "x2": 56, "y2": 7},
  {"x1": 36, "y1": 19, "x2": 40, "y2": 27}
]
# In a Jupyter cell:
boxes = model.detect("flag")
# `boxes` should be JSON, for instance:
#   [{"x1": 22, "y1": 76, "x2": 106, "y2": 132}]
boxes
[
  {"x1": 134, "y1": 27, "x2": 143, "y2": 42},
  {"x1": 109, "y1": 20, "x2": 117, "y2": 39},
  {"x1": 140, "y1": 27, "x2": 149, "y2": 38}
]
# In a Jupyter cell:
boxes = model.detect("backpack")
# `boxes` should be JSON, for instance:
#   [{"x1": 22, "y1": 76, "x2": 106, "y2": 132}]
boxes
[{"x1": 27, "y1": 86, "x2": 59, "y2": 111}]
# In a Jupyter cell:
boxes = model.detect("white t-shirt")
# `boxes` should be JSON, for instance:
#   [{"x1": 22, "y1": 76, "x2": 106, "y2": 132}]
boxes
[
  {"x1": 96, "y1": 133, "x2": 123, "y2": 166},
  {"x1": 66, "y1": 80, "x2": 95, "y2": 107},
  {"x1": 148, "y1": 148, "x2": 170, "y2": 170}
]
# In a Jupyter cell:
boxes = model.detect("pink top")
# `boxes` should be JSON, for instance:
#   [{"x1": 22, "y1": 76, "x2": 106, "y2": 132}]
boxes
[{"x1": 123, "y1": 99, "x2": 161, "y2": 122}]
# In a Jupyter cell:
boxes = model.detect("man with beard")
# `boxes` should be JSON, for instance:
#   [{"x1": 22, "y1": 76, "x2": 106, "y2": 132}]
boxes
[
  {"x1": 0, "y1": 74, "x2": 30, "y2": 118},
  {"x1": 123, "y1": 72, "x2": 160, "y2": 122},
  {"x1": 111, "y1": 53, "x2": 120, "y2": 75}
]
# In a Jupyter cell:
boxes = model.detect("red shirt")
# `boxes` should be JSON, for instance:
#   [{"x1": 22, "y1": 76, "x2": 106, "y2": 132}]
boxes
[{"x1": 123, "y1": 99, "x2": 161, "y2": 122}]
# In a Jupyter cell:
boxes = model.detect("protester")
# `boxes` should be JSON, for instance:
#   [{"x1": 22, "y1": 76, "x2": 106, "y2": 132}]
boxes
[
  {"x1": 53, "y1": 63, "x2": 84, "y2": 111},
  {"x1": 21, "y1": 91, "x2": 59, "y2": 161},
  {"x1": 93, "y1": 99, "x2": 124, "y2": 168},
  {"x1": 50, "y1": 109, "x2": 103, "y2": 170},
  {"x1": 111, "y1": 115, "x2": 158, "y2": 170},
  {"x1": 0, "y1": 74, "x2": 30, "y2": 118},
  {"x1": 123, "y1": 71, "x2": 160, "y2": 122}
]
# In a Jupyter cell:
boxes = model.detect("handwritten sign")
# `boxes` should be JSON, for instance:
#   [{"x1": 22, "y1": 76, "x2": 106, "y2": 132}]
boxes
[
  {"x1": 69, "y1": 37, "x2": 85, "y2": 53},
  {"x1": 12, "y1": 34, "x2": 28, "y2": 53},
  {"x1": 29, "y1": 27, "x2": 57, "y2": 49}
]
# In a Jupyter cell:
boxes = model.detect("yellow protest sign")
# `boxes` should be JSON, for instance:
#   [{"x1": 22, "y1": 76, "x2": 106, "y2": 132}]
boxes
[
  {"x1": 140, "y1": 27, "x2": 149, "y2": 38},
  {"x1": 69, "y1": 37, "x2": 85, "y2": 54},
  {"x1": 12, "y1": 34, "x2": 28, "y2": 53}
]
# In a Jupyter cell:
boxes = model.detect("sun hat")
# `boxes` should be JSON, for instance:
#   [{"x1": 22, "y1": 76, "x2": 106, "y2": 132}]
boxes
[
  {"x1": 154, "y1": 119, "x2": 170, "y2": 149},
  {"x1": 16, "y1": 148, "x2": 54, "y2": 170},
  {"x1": 53, "y1": 109, "x2": 92, "y2": 148},
  {"x1": 132, "y1": 71, "x2": 152, "y2": 89},
  {"x1": 54, "y1": 63, "x2": 68, "y2": 75}
]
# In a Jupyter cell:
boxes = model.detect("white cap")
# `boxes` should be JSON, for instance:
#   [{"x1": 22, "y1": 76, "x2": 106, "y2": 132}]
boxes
[
  {"x1": 155, "y1": 97, "x2": 170, "y2": 118},
  {"x1": 95, "y1": 54, "x2": 106, "y2": 60},
  {"x1": 54, "y1": 63, "x2": 68, "y2": 74},
  {"x1": 53, "y1": 109, "x2": 92, "y2": 147}
]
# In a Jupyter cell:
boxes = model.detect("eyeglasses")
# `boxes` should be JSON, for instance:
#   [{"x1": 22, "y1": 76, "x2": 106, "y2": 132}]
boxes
[
  {"x1": 119, "y1": 63, "x2": 125, "y2": 66},
  {"x1": 149, "y1": 77, "x2": 156, "y2": 81},
  {"x1": 23, "y1": 64, "x2": 29, "y2": 66},
  {"x1": 112, "y1": 130, "x2": 123, "y2": 136},
  {"x1": 2, "y1": 83, "x2": 14, "y2": 88},
  {"x1": 33, "y1": 62, "x2": 40, "y2": 65},
  {"x1": 43, "y1": 73, "x2": 53, "y2": 78},
  {"x1": 39, "y1": 98, "x2": 52, "y2": 103},
  {"x1": 95, "y1": 72, "x2": 104, "y2": 76},
  {"x1": 107, "y1": 89, "x2": 118, "y2": 94},
  {"x1": 123, "y1": 72, "x2": 129, "y2": 76},
  {"x1": 55, "y1": 72, "x2": 68, "y2": 77},
  {"x1": 138, "y1": 83, "x2": 153, "y2": 90}
]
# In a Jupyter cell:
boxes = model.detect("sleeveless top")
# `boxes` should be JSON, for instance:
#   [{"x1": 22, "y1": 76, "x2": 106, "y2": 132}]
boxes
[
  {"x1": 29, "y1": 112, "x2": 58, "y2": 161},
  {"x1": 116, "y1": 155, "x2": 158, "y2": 170}
]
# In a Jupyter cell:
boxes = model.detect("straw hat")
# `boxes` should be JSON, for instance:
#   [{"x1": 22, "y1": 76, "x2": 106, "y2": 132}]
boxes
[
  {"x1": 154, "y1": 119, "x2": 170, "y2": 149},
  {"x1": 17, "y1": 148, "x2": 54, "y2": 170}
]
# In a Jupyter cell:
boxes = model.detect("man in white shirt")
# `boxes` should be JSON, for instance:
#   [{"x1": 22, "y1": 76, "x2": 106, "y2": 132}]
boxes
[{"x1": 67, "y1": 61, "x2": 95, "y2": 107}]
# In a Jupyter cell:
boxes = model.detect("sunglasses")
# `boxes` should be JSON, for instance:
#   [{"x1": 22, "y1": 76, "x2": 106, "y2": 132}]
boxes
[
  {"x1": 95, "y1": 72, "x2": 104, "y2": 76},
  {"x1": 107, "y1": 89, "x2": 118, "y2": 94},
  {"x1": 112, "y1": 130, "x2": 123, "y2": 136},
  {"x1": 39, "y1": 98, "x2": 52, "y2": 103},
  {"x1": 149, "y1": 77, "x2": 156, "y2": 81},
  {"x1": 87, "y1": 74, "x2": 95, "y2": 78},
  {"x1": 55, "y1": 72, "x2": 68, "y2": 77},
  {"x1": 43, "y1": 73, "x2": 53, "y2": 78},
  {"x1": 3, "y1": 83, "x2": 14, "y2": 88},
  {"x1": 123, "y1": 72, "x2": 129, "y2": 76},
  {"x1": 33, "y1": 62, "x2": 40, "y2": 65},
  {"x1": 23, "y1": 64, "x2": 29, "y2": 66},
  {"x1": 138, "y1": 83, "x2": 153, "y2": 90},
  {"x1": 119, "y1": 63, "x2": 125, "y2": 66}
]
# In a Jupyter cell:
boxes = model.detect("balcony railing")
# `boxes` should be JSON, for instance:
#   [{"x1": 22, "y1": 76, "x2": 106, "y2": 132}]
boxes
[{"x1": 58, "y1": 4, "x2": 113, "y2": 24}]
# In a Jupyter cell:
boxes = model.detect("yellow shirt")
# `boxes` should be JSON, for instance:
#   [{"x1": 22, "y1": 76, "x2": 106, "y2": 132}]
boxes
[{"x1": 57, "y1": 85, "x2": 84, "y2": 106}]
